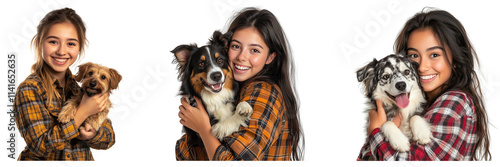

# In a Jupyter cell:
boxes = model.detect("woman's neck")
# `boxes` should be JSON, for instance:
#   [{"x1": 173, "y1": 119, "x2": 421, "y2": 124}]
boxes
[{"x1": 426, "y1": 86, "x2": 445, "y2": 103}]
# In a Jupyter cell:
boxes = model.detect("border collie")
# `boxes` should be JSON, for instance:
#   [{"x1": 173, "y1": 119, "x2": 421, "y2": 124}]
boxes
[
  {"x1": 172, "y1": 31, "x2": 253, "y2": 147},
  {"x1": 357, "y1": 54, "x2": 432, "y2": 152}
]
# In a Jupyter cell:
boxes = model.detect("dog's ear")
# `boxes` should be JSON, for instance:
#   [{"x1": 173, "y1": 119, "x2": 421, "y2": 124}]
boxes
[
  {"x1": 209, "y1": 30, "x2": 231, "y2": 50},
  {"x1": 356, "y1": 58, "x2": 377, "y2": 82},
  {"x1": 108, "y1": 68, "x2": 122, "y2": 90},
  {"x1": 75, "y1": 62, "x2": 93, "y2": 82},
  {"x1": 171, "y1": 44, "x2": 197, "y2": 67}
]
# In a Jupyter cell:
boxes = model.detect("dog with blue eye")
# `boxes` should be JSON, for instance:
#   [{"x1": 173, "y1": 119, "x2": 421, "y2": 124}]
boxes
[
  {"x1": 58, "y1": 62, "x2": 122, "y2": 131},
  {"x1": 357, "y1": 54, "x2": 433, "y2": 152}
]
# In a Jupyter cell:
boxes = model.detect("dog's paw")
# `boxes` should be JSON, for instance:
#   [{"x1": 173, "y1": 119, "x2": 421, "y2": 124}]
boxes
[
  {"x1": 58, "y1": 110, "x2": 72, "y2": 123},
  {"x1": 381, "y1": 121, "x2": 411, "y2": 152},
  {"x1": 184, "y1": 96, "x2": 197, "y2": 108},
  {"x1": 211, "y1": 120, "x2": 240, "y2": 140},
  {"x1": 410, "y1": 116, "x2": 433, "y2": 145},
  {"x1": 236, "y1": 101, "x2": 253, "y2": 118}
]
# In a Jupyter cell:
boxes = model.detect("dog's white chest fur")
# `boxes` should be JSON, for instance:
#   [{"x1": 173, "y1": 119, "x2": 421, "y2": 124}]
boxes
[
  {"x1": 200, "y1": 88, "x2": 235, "y2": 120},
  {"x1": 199, "y1": 88, "x2": 253, "y2": 140}
]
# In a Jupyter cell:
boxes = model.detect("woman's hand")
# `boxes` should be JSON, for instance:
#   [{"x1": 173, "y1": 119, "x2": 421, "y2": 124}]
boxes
[
  {"x1": 73, "y1": 92, "x2": 109, "y2": 128},
  {"x1": 76, "y1": 122, "x2": 97, "y2": 140},
  {"x1": 367, "y1": 100, "x2": 402, "y2": 135},
  {"x1": 178, "y1": 96, "x2": 212, "y2": 135},
  {"x1": 79, "y1": 93, "x2": 109, "y2": 117}
]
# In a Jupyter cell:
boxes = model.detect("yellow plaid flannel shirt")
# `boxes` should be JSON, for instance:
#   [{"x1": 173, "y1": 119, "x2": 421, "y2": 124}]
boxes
[
  {"x1": 176, "y1": 81, "x2": 291, "y2": 160},
  {"x1": 14, "y1": 70, "x2": 115, "y2": 160}
]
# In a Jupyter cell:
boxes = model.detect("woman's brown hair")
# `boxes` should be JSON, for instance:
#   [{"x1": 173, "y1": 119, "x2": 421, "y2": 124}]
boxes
[
  {"x1": 31, "y1": 7, "x2": 87, "y2": 104},
  {"x1": 395, "y1": 8, "x2": 491, "y2": 160}
]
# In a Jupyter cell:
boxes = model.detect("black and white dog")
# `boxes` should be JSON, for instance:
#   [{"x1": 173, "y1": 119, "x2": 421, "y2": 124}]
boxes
[
  {"x1": 357, "y1": 54, "x2": 432, "y2": 152},
  {"x1": 172, "y1": 31, "x2": 252, "y2": 147}
]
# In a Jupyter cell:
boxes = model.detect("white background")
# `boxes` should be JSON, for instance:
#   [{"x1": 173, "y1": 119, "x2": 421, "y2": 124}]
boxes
[{"x1": 1, "y1": 0, "x2": 499, "y2": 167}]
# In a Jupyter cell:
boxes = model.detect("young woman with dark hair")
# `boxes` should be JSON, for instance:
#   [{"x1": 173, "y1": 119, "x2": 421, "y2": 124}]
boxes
[
  {"x1": 176, "y1": 7, "x2": 304, "y2": 161},
  {"x1": 358, "y1": 8, "x2": 490, "y2": 161}
]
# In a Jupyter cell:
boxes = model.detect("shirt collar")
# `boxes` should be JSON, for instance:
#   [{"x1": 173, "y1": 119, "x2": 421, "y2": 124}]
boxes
[{"x1": 50, "y1": 69, "x2": 79, "y2": 95}]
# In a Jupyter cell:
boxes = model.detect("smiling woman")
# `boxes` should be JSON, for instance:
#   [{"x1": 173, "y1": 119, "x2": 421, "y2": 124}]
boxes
[
  {"x1": 42, "y1": 22, "x2": 80, "y2": 81},
  {"x1": 358, "y1": 8, "x2": 491, "y2": 161},
  {"x1": 13, "y1": 7, "x2": 115, "y2": 161}
]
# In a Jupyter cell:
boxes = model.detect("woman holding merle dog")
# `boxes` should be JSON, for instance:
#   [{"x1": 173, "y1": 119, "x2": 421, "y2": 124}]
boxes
[
  {"x1": 358, "y1": 9, "x2": 491, "y2": 160},
  {"x1": 13, "y1": 8, "x2": 115, "y2": 160},
  {"x1": 176, "y1": 8, "x2": 304, "y2": 160}
]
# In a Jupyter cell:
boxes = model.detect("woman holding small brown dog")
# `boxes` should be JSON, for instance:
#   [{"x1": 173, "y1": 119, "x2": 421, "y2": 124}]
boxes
[{"x1": 13, "y1": 8, "x2": 115, "y2": 160}]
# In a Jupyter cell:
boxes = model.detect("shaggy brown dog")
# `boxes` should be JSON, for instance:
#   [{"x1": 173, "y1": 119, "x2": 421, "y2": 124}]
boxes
[{"x1": 58, "y1": 62, "x2": 122, "y2": 131}]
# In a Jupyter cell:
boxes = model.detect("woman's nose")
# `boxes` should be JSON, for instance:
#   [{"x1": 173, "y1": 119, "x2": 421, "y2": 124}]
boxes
[
  {"x1": 236, "y1": 49, "x2": 248, "y2": 62},
  {"x1": 56, "y1": 45, "x2": 67, "y2": 56},
  {"x1": 419, "y1": 57, "x2": 430, "y2": 73}
]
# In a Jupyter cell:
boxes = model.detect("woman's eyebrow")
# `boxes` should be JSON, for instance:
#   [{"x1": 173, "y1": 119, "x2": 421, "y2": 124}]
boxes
[
  {"x1": 250, "y1": 44, "x2": 264, "y2": 49},
  {"x1": 46, "y1": 36, "x2": 79, "y2": 42},
  {"x1": 407, "y1": 46, "x2": 443, "y2": 52},
  {"x1": 407, "y1": 47, "x2": 418, "y2": 52},
  {"x1": 231, "y1": 39, "x2": 264, "y2": 49},
  {"x1": 231, "y1": 39, "x2": 241, "y2": 44},
  {"x1": 426, "y1": 46, "x2": 443, "y2": 51}
]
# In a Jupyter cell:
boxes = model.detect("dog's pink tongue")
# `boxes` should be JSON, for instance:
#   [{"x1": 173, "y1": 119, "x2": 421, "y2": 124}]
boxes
[{"x1": 395, "y1": 94, "x2": 410, "y2": 108}]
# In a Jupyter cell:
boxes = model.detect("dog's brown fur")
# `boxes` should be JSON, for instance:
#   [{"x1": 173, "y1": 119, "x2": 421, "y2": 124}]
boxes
[{"x1": 58, "y1": 62, "x2": 122, "y2": 131}]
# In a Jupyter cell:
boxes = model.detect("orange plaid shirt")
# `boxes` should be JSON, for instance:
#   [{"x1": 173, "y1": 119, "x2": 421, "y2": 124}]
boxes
[
  {"x1": 176, "y1": 81, "x2": 291, "y2": 160},
  {"x1": 14, "y1": 70, "x2": 115, "y2": 160}
]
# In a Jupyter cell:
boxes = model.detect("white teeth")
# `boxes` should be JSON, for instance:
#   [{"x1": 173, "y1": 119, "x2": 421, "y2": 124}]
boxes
[
  {"x1": 420, "y1": 74, "x2": 436, "y2": 80},
  {"x1": 54, "y1": 58, "x2": 68, "y2": 62},
  {"x1": 235, "y1": 64, "x2": 250, "y2": 70}
]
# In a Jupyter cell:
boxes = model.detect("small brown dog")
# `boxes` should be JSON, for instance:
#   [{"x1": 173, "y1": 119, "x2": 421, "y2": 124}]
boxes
[{"x1": 58, "y1": 62, "x2": 122, "y2": 131}]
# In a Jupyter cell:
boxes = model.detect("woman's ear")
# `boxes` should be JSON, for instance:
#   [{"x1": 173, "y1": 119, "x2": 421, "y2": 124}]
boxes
[{"x1": 266, "y1": 52, "x2": 276, "y2": 64}]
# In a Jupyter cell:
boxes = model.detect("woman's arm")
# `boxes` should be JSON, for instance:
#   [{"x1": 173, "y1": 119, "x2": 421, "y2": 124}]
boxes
[
  {"x1": 211, "y1": 82, "x2": 286, "y2": 160},
  {"x1": 176, "y1": 82, "x2": 286, "y2": 160},
  {"x1": 88, "y1": 119, "x2": 115, "y2": 149},
  {"x1": 14, "y1": 82, "x2": 80, "y2": 157},
  {"x1": 359, "y1": 91, "x2": 477, "y2": 160}
]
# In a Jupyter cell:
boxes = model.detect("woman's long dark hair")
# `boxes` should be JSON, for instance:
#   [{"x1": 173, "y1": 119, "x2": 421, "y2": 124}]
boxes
[
  {"x1": 225, "y1": 7, "x2": 304, "y2": 160},
  {"x1": 395, "y1": 8, "x2": 491, "y2": 160}
]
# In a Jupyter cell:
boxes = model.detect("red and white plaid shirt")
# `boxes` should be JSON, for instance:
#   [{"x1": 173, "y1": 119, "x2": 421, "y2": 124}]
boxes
[{"x1": 358, "y1": 90, "x2": 478, "y2": 161}]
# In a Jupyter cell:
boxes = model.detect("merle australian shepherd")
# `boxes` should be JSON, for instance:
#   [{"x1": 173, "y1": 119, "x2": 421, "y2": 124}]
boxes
[
  {"x1": 172, "y1": 31, "x2": 253, "y2": 149},
  {"x1": 357, "y1": 54, "x2": 433, "y2": 153}
]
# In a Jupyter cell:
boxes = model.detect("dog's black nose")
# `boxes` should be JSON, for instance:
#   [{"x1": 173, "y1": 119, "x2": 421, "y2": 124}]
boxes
[
  {"x1": 396, "y1": 82, "x2": 406, "y2": 91},
  {"x1": 210, "y1": 72, "x2": 223, "y2": 82},
  {"x1": 89, "y1": 81, "x2": 97, "y2": 88}
]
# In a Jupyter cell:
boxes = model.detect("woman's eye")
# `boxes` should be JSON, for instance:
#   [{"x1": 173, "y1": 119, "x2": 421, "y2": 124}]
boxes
[
  {"x1": 48, "y1": 41, "x2": 58, "y2": 44},
  {"x1": 101, "y1": 75, "x2": 106, "y2": 80},
  {"x1": 251, "y1": 49, "x2": 260, "y2": 53},
  {"x1": 430, "y1": 54, "x2": 439, "y2": 58},
  {"x1": 408, "y1": 54, "x2": 418, "y2": 58},
  {"x1": 382, "y1": 74, "x2": 391, "y2": 80},
  {"x1": 68, "y1": 42, "x2": 76, "y2": 46},
  {"x1": 231, "y1": 45, "x2": 240, "y2": 49}
]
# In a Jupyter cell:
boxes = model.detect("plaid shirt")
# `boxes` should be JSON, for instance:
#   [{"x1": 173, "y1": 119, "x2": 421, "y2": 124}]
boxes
[
  {"x1": 358, "y1": 90, "x2": 478, "y2": 161},
  {"x1": 14, "y1": 71, "x2": 115, "y2": 161},
  {"x1": 176, "y1": 81, "x2": 291, "y2": 160}
]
